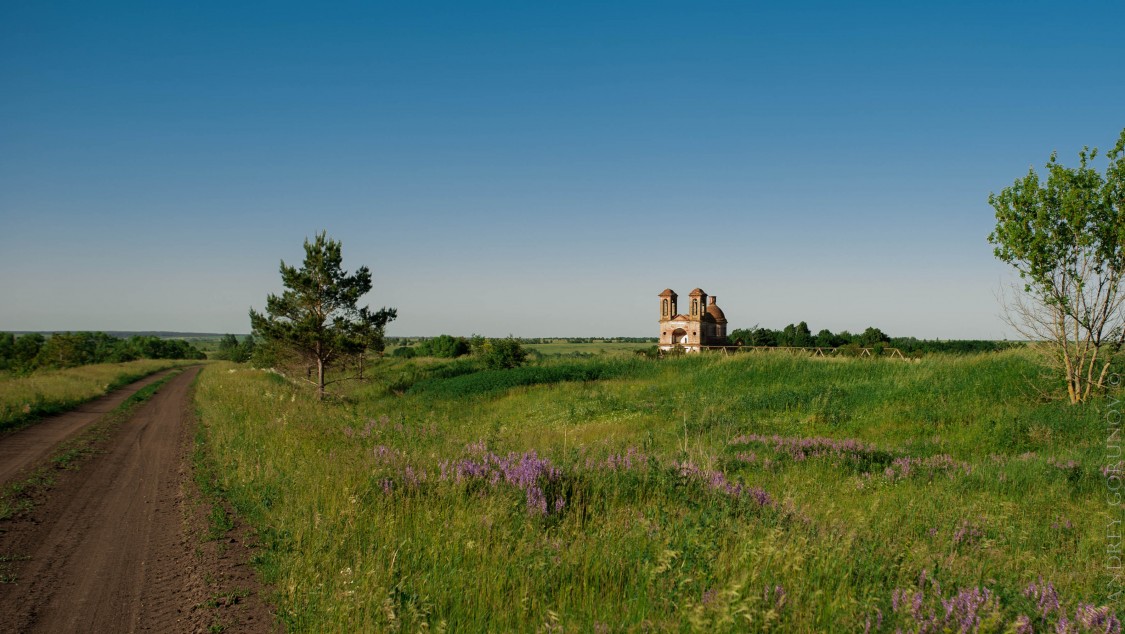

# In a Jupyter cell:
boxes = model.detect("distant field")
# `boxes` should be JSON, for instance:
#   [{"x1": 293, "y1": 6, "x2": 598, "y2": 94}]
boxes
[
  {"x1": 383, "y1": 340, "x2": 656, "y2": 358},
  {"x1": 524, "y1": 341, "x2": 653, "y2": 356},
  {"x1": 194, "y1": 350, "x2": 1115, "y2": 631}
]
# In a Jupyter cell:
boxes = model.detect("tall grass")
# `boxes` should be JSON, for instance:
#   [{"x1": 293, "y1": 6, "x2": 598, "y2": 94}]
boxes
[
  {"x1": 195, "y1": 351, "x2": 1116, "y2": 632},
  {"x1": 0, "y1": 359, "x2": 199, "y2": 430}
]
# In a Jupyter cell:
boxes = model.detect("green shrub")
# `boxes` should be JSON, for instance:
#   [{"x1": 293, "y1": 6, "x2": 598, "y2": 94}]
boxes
[
  {"x1": 478, "y1": 337, "x2": 528, "y2": 369},
  {"x1": 415, "y1": 335, "x2": 470, "y2": 358}
]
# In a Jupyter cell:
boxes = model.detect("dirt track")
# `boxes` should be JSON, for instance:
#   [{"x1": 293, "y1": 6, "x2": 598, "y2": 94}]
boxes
[
  {"x1": 0, "y1": 370, "x2": 174, "y2": 486},
  {"x1": 0, "y1": 367, "x2": 275, "y2": 633}
]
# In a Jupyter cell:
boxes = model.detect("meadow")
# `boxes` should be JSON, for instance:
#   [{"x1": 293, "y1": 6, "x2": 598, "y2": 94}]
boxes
[
  {"x1": 522, "y1": 341, "x2": 655, "y2": 357},
  {"x1": 0, "y1": 359, "x2": 200, "y2": 431},
  {"x1": 193, "y1": 350, "x2": 1118, "y2": 632}
]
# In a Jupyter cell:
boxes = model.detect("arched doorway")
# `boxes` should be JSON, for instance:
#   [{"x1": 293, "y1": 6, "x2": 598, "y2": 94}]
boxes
[{"x1": 672, "y1": 328, "x2": 688, "y2": 345}]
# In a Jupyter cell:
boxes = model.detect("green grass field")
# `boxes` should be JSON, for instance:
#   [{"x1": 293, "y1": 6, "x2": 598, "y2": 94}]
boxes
[
  {"x1": 193, "y1": 351, "x2": 1117, "y2": 632},
  {"x1": 523, "y1": 341, "x2": 655, "y2": 356}
]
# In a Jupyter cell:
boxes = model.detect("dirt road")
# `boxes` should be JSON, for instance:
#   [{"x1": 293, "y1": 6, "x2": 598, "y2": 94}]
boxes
[
  {"x1": 0, "y1": 369, "x2": 174, "y2": 486},
  {"x1": 0, "y1": 367, "x2": 275, "y2": 633}
]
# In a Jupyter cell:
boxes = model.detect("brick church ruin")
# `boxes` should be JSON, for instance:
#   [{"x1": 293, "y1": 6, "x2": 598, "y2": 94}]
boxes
[{"x1": 658, "y1": 288, "x2": 728, "y2": 352}]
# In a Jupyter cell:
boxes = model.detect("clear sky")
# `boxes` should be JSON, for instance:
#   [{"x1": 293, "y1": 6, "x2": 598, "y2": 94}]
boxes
[{"x1": 2, "y1": 1, "x2": 1122, "y2": 338}]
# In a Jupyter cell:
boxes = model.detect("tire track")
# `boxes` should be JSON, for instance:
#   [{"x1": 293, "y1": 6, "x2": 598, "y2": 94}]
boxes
[
  {"x1": 0, "y1": 368, "x2": 207, "y2": 632},
  {"x1": 0, "y1": 369, "x2": 175, "y2": 486}
]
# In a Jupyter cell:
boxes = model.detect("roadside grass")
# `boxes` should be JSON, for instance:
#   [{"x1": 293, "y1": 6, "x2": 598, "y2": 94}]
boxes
[
  {"x1": 0, "y1": 370, "x2": 182, "y2": 522},
  {"x1": 194, "y1": 351, "x2": 1115, "y2": 631},
  {"x1": 0, "y1": 359, "x2": 200, "y2": 432}
]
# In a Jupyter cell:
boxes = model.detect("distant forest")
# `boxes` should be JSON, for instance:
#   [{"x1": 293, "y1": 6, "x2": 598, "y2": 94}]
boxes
[
  {"x1": 0, "y1": 331, "x2": 206, "y2": 372},
  {"x1": 390, "y1": 329, "x2": 1019, "y2": 355},
  {"x1": 728, "y1": 323, "x2": 1020, "y2": 354}
]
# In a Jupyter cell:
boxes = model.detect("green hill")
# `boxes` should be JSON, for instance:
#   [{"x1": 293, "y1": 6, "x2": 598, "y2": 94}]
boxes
[{"x1": 194, "y1": 350, "x2": 1115, "y2": 631}]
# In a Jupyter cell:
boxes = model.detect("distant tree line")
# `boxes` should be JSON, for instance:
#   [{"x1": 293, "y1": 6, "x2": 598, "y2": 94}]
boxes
[
  {"x1": 214, "y1": 334, "x2": 257, "y2": 363},
  {"x1": 727, "y1": 322, "x2": 1020, "y2": 354},
  {"x1": 386, "y1": 336, "x2": 658, "y2": 346},
  {"x1": 0, "y1": 331, "x2": 206, "y2": 372},
  {"x1": 392, "y1": 334, "x2": 528, "y2": 369}
]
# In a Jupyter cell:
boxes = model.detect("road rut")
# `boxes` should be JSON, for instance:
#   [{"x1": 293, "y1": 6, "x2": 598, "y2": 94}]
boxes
[{"x1": 0, "y1": 366, "x2": 275, "y2": 633}]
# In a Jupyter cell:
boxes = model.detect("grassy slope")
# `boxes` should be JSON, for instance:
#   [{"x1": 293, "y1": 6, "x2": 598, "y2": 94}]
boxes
[{"x1": 194, "y1": 351, "x2": 1113, "y2": 632}]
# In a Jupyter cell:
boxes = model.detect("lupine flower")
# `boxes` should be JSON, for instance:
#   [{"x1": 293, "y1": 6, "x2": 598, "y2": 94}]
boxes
[
  {"x1": 885, "y1": 454, "x2": 972, "y2": 481},
  {"x1": 1025, "y1": 578, "x2": 1061, "y2": 619},
  {"x1": 586, "y1": 446, "x2": 650, "y2": 472},
  {"x1": 439, "y1": 449, "x2": 564, "y2": 515},
  {"x1": 1051, "y1": 516, "x2": 1073, "y2": 531},
  {"x1": 1047, "y1": 457, "x2": 1079, "y2": 471},
  {"x1": 675, "y1": 460, "x2": 773, "y2": 507},
  {"x1": 953, "y1": 519, "x2": 985, "y2": 546},
  {"x1": 864, "y1": 608, "x2": 883, "y2": 634},
  {"x1": 767, "y1": 585, "x2": 787, "y2": 610},
  {"x1": 1074, "y1": 603, "x2": 1122, "y2": 633},
  {"x1": 729, "y1": 433, "x2": 878, "y2": 462}
]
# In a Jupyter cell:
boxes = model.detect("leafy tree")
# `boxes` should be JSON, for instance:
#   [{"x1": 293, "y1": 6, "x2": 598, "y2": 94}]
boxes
[
  {"x1": 814, "y1": 329, "x2": 836, "y2": 348},
  {"x1": 988, "y1": 128, "x2": 1125, "y2": 403},
  {"x1": 778, "y1": 324, "x2": 797, "y2": 347},
  {"x1": 216, "y1": 334, "x2": 241, "y2": 360},
  {"x1": 13, "y1": 333, "x2": 45, "y2": 369},
  {"x1": 416, "y1": 334, "x2": 471, "y2": 358},
  {"x1": 858, "y1": 327, "x2": 891, "y2": 348},
  {"x1": 215, "y1": 334, "x2": 255, "y2": 363},
  {"x1": 794, "y1": 321, "x2": 814, "y2": 348},
  {"x1": 250, "y1": 232, "x2": 397, "y2": 400},
  {"x1": 238, "y1": 335, "x2": 256, "y2": 362},
  {"x1": 0, "y1": 333, "x2": 13, "y2": 370},
  {"x1": 477, "y1": 336, "x2": 528, "y2": 369},
  {"x1": 35, "y1": 332, "x2": 91, "y2": 368},
  {"x1": 391, "y1": 346, "x2": 417, "y2": 359}
]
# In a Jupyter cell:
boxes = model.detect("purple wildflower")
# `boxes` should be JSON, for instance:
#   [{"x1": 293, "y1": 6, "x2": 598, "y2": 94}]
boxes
[
  {"x1": 864, "y1": 608, "x2": 883, "y2": 634},
  {"x1": 729, "y1": 433, "x2": 878, "y2": 463},
  {"x1": 1074, "y1": 603, "x2": 1122, "y2": 633},
  {"x1": 953, "y1": 519, "x2": 984, "y2": 547},
  {"x1": 675, "y1": 460, "x2": 773, "y2": 506},
  {"x1": 1025, "y1": 577, "x2": 1061, "y2": 619},
  {"x1": 587, "y1": 446, "x2": 650, "y2": 472},
  {"x1": 443, "y1": 449, "x2": 565, "y2": 515}
]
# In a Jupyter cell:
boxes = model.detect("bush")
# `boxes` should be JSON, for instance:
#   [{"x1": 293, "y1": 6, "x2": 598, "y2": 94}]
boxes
[
  {"x1": 392, "y1": 347, "x2": 417, "y2": 359},
  {"x1": 478, "y1": 337, "x2": 527, "y2": 369},
  {"x1": 415, "y1": 335, "x2": 471, "y2": 358}
]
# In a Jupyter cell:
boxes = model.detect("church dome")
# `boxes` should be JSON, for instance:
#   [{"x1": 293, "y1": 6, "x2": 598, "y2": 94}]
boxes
[{"x1": 706, "y1": 303, "x2": 727, "y2": 323}]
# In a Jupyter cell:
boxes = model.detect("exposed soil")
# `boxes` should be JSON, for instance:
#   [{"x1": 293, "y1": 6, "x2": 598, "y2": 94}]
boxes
[
  {"x1": 0, "y1": 370, "x2": 174, "y2": 486},
  {"x1": 0, "y1": 367, "x2": 278, "y2": 633}
]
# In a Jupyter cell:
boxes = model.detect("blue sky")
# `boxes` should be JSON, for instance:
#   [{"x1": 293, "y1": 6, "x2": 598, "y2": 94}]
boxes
[{"x1": 1, "y1": 1, "x2": 1122, "y2": 338}]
